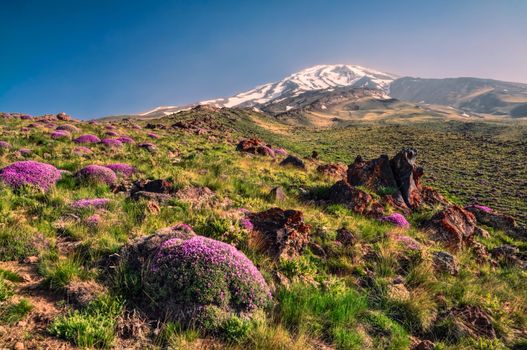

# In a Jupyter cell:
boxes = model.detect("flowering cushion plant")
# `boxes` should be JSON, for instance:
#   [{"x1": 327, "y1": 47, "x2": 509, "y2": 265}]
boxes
[
  {"x1": 76, "y1": 165, "x2": 117, "y2": 185},
  {"x1": 0, "y1": 160, "x2": 61, "y2": 191},
  {"x1": 74, "y1": 134, "x2": 101, "y2": 144}
]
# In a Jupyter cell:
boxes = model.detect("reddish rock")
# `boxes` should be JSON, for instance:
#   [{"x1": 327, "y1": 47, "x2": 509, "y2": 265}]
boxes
[
  {"x1": 56, "y1": 112, "x2": 72, "y2": 121},
  {"x1": 336, "y1": 227, "x2": 357, "y2": 247},
  {"x1": 420, "y1": 186, "x2": 449, "y2": 207},
  {"x1": 316, "y1": 163, "x2": 347, "y2": 178},
  {"x1": 131, "y1": 179, "x2": 175, "y2": 195},
  {"x1": 249, "y1": 208, "x2": 311, "y2": 260},
  {"x1": 327, "y1": 180, "x2": 373, "y2": 214},
  {"x1": 411, "y1": 340, "x2": 435, "y2": 350},
  {"x1": 423, "y1": 206, "x2": 477, "y2": 250},
  {"x1": 465, "y1": 205, "x2": 523, "y2": 238},
  {"x1": 442, "y1": 306, "x2": 496, "y2": 339},
  {"x1": 236, "y1": 139, "x2": 275, "y2": 157}
]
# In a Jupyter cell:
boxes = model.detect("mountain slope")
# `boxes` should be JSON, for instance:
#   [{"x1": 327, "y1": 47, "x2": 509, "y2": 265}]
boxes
[{"x1": 390, "y1": 77, "x2": 527, "y2": 117}]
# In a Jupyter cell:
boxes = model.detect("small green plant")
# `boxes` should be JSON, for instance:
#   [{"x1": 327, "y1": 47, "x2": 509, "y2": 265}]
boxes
[
  {"x1": 0, "y1": 277, "x2": 14, "y2": 302},
  {"x1": 221, "y1": 315, "x2": 251, "y2": 343},
  {"x1": 0, "y1": 299, "x2": 33, "y2": 325},
  {"x1": 49, "y1": 295, "x2": 123, "y2": 349}
]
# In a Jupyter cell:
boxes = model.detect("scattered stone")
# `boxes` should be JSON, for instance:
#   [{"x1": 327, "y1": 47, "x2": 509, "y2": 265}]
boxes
[
  {"x1": 490, "y1": 245, "x2": 527, "y2": 269},
  {"x1": 432, "y1": 251, "x2": 459, "y2": 275},
  {"x1": 311, "y1": 150, "x2": 319, "y2": 159},
  {"x1": 336, "y1": 227, "x2": 357, "y2": 247},
  {"x1": 440, "y1": 306, "x2": 496, "y2": 339},
  {"x1": 249, "y1": 208, "x2": 311, "y2": 260},
  {"x1": 236, "y1": 139, "x2": 275, "y2": 157},
  {"x1": 411, "y1": 339, "x2": 435, "y2": 350},
  {"x1": 268, "y1": 186, "x2": 286, "y2": 202},
  {"x1": 465, "y1": 204, "x2": 524, "y2": 238},
  {"x1": 279, "y1": 155, "x2": 306, "y2": 169},
  {"x1": 175, "y1": 186, "x2": 218, "y2": 208}
]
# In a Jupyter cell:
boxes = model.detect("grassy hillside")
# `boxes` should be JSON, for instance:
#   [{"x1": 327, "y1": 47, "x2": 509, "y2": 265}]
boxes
[{"x1": 0, "y1": 110, "x2": 525, "y2": 349}]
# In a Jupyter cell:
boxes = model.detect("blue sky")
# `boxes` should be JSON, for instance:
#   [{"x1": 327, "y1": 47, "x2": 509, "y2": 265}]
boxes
[{"x1": 1, "y1": 0, "x2": 526, "y2": 118}]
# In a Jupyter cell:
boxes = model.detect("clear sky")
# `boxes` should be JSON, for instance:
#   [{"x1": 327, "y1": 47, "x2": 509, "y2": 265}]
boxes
[{"x1": 1, "y1": 0, "x2": 526, "y2": 119}]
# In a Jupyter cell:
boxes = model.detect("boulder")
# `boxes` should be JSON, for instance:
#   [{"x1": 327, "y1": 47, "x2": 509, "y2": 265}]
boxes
[
  {"x1": 439, "y1": 306, "x2": 496, "y2": 339},
  {"x1": 336, "y1": 228, "x2": 357, "y2": 247},
  {"x1": 279, "y1": 155, "x2": 306, "y2": 169},
  {"x1": 465, "y1": 205, "x2": 524, "y2": 238},
  {"x1": 327, "y1": 180, "x2": 374, "y2": 215},
  {"x1": 249, "y1": 208, "x2": 311, "y2": 260},
  {"x1": 268, "y1": 186, "x2": 286, "y2": 202},
  {"x1": 423, "y1": 206, "x2": 477, "y2": 250},
  {"x1": 490, "y1": 245, "x2": 526, "y2": 269},
  {"x1": 236, "y1": 139, "x2": 275, "y2": 157}
]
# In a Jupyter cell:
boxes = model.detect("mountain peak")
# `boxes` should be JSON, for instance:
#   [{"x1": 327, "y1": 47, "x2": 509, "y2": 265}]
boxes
[{"x1": 202, "y1": 64, "x2": 398, "y2": 108}]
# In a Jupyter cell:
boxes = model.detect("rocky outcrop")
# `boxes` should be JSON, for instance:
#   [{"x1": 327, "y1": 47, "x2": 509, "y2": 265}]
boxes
[
  {"x1": 130, "y1": 179, "x2": 176, "y2": 202},
  {"x1": 249, "y1": 208, "x2": 311, "y2": 260},
  {"x1": 490, "y1": 245, "x2": 527, "y2": 269},
  {"x1": 423, "y1": 206, "x2": 477, "y2": 250},
  {"x1": 236, "y1": 139, "x2": 275, "y2": 157},
  {"x1": 465, "y1": 205, "x2": 525, "y2": 238},
  {"x1": 327, "y1": 180, "x2": 375, "y2": 215}
]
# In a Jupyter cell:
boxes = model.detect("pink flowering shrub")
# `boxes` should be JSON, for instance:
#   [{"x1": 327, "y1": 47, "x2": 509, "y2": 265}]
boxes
[
  {"x1": 116, "y1": 136, "x2": 135, "y2": 144},
  {"x1": 144, "y1": 235, "x2": 271, "y2": 328},
  {"x1": 51, "y1": 130, "x2": 71, "y2": 139},
  {"x1": 71, "y1": 198, "x2": 110, "y2": 209},
  {"x1": 380, "y1": 213, "x2": 410, "y2": 228},
  {"x1": 0, "y1": 160, "x2": 61, "y2": 191},
  {"x1": 101, "y1": 138, "x2": 123, "y2": 148},
  {"x1": 104, "y1": 163, "x2": 136, "y2": 177},
  {"x1": 74, "y1": 134, "x2": 101, "y2": 144},
  {"x1": 76, "y1": 165, "x2": 117, "y2": 185},
  {"x1": 467, "y1": 204, "x2": 493, "y2": 213}
]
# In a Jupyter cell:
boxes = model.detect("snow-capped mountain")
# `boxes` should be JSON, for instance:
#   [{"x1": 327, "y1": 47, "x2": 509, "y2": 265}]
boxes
[{"x1": 202, "y1": 64, "x2": 398, "y2": 108}]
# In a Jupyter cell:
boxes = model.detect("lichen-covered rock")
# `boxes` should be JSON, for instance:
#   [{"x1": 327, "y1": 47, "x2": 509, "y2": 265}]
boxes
[{"x1": 249, "y1": 208, "x2": 311, "y2": 260}]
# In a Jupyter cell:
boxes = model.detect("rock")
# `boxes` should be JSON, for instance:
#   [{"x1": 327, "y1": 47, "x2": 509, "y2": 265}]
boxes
[
  {"x1": 423, "y1": 206, "x2": 477, "y2": 250},
  {"x1": 439, "y1": 305, "x2": 496, "y2": 339},
  {"x1": 56, "y1": 112, "x2": 71, "y2": 121},
  {"x1": 490, "y1": 245, "x2": 527, "y2": 269},
  {"x1": 316, "y1": 163, "x2": 347, "y2": 178},
  {"x1": 432, "y1": 251, "x2": 459, "y2": 275},
  {"x1": 279, "y1": 155, "x2": 306, "y2": 169},
  {"x1": 465, "y1": 205, "x2": 523, "y2": 238},
  {"x1": 411, "y1": 340, "x2": 435, "y2": 350},
  {"x1": 336, "y1": 227, "x2": 357, "y2": 247},
  {"x1": 387, "y1": 283, "x2": 410, "y2": 301},
  {"x1": 327, "y1": 180, "x2": 374, "y2": 215},
  {"x1": 130, "y1": 179, "x2": 176, "y2": 200},
  {"x1": 130, "y1": 191, "x2": 173, "y2": 203},
  {"x1": 175, "y1": 186, "x2": 217, "y2": 208},
  {"x1": 23, "y1": 256, "x2": 39, "y2": 264},
  {"x1": 268, "y1": 186, "x2": 286, "y2": 202},
  {"x1": 236, "y1": 139, "x2": 275, "y2": 157},
  {"x1": 14, "y1": 342, "x2": 25, "y2": 350},
  {"x1": 311, "y1": 150, "x2": 319, "y2": 159},
  {"x1": 249, "y1": 208, "x2": 311, "y2": 260},
  {"x1": 65, "y1": 280, "x2": 107, "y2": 307}
]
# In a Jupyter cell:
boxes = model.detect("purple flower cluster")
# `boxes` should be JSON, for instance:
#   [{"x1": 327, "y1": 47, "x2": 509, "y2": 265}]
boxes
[
  {"x1": 101, "y1": 138, "x2": 123, "y2": 148},
  {"x1": 380, "y1": 213, "x2": 410, "y2": 228},
  {"x1": 104, "y1": 131, "x2": 119, "y2": 136},
  {"x1": 116, "y1": 136, "x2": 135, "y2": 144},
  {"x1": 146, "y1": 235, "x2": 271, "y2": 324},
  {"x1": 467, "y1": 204, "x2": 493, "y2": 213},
  {"x1": 20, "y1": 115, "x2": 32, "y2": 120},
  {"x1": 50, "y1": 130, "x2": 71, "y2": 139},
  {"x1": 71, "y1": 198, "x2": 110, "y2": 209},
  {"x1": 104, "y1": 163, "x2": 136, "y2": 177},
  {"x1": 76, "y1": 165, "x2": 117, "y2": 185},
  {"x1": 74, "y1": 134, "x2": 101, "y2": 144},
  {"x1": 146, "y1": 132, "x2": 159, "y2": 139},
  {"x1": 85, "y1": 214, "x2": 102, "y2": 226},
  {"x1": 0, "y1": 160, "x2": 61, "y2": 191},
  {"x1": 0, "y1": 141, "x2": 11, "y2": 149},
  {"x1": 274, "y1": 148, "x2": 288, "y2": 156},
  {"x1": 240, "y1": 218, "x2": 254, "y2": 231}
]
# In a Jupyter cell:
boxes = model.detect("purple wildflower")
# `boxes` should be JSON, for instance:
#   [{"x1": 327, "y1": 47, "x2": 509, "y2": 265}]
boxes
[
  {"x1": 85, "y1": 214, "x2": 102, "y2": 226},
  {"x1": 467, "y1": 204, "x2": 493, "y2": 213},
  {"x1": 74, "y1": 134, "x2": 101, "y2": 144},
  {"x1": 147, "y1": 235, "x2": 271, "y2": 323},
  {"x1": 116, "y1": 136, "x2": 135, "y2": 144},
  {"x1": 274, "y1": 148, "x2": 288, "y2": 156},
  {"x1": 380, "y1": 213, "x2": 410, "y2": 228},
  {"x1": 0, "y1": 160, "x2": 61, "y2": 191},
  {"x1": 20, "y1": 127, "x2": 30, "y2": 132},
  {"x1": 104, "y1": 163, "x2": 136, "y2": 177},
  {"x1": 75, "y1": 165, "x2": 117, "y2": 185},
  {"x1": 50, "y1": 130, "x2": 71, "y2": 139},
  {"x1": 104, "y1": 131, "x2": 119, "y2": 137},
  {"x1": 101, "y1": 138, "x2": 123, "y2": 148},
  {"x1": 71, "y1": 198, "x2": 110, "y2": 209},
  {"x1": 0, "y1": 141, "x2": 11, "y2": 149},
  {"x1": 240, "y1": 218, "x2": 254, "y2": 231},
  {"x1": 146, "y1": 132, "x2": 159, "y2": 139}
]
